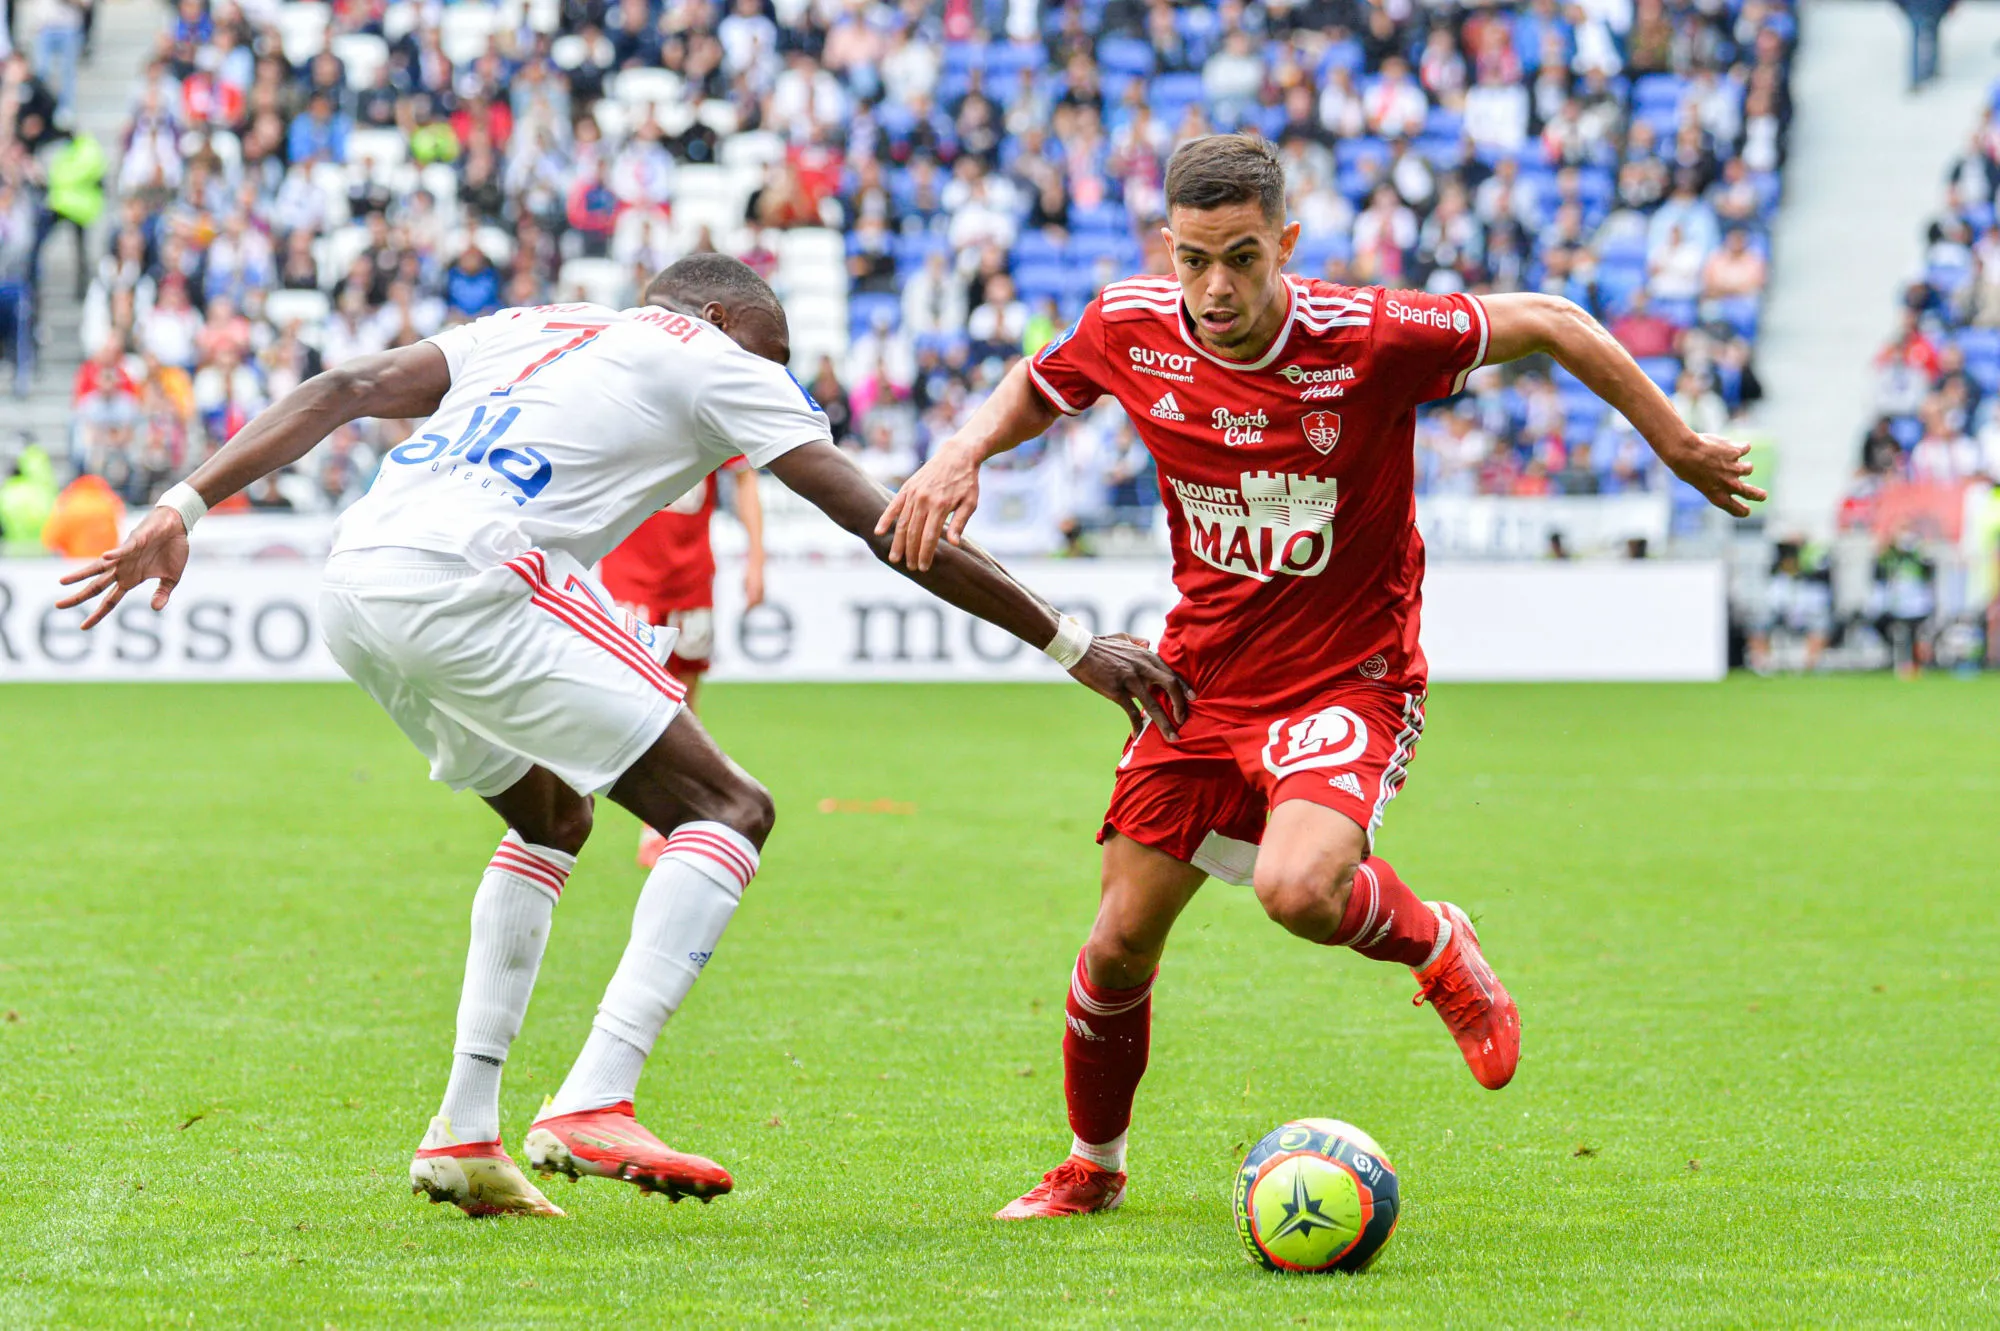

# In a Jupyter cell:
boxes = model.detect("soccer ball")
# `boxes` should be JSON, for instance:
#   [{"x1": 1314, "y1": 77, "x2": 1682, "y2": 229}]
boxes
[{"x1": 1233, "y1": 1118, "x2": 1399, "y2": 1273}]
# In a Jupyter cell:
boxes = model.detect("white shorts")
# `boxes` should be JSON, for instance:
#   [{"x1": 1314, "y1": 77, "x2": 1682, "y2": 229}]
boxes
[{"x1": 320, "y1": 546, "x2": 685, "y2": 798}]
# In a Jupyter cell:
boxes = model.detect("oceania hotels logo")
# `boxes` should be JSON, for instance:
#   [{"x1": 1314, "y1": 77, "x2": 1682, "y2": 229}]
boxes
[
  {"x1": 1279, "y1": 363, "x2": 1355, "y2": 401},
  {"x1": 1150, "y1": 392, "x2": 1186, "y2": 421}
]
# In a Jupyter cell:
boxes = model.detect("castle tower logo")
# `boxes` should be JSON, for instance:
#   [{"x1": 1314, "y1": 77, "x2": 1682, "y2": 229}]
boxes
[{"x1": 1169, "y1": 471, "x2": 1340, "y2": 582}]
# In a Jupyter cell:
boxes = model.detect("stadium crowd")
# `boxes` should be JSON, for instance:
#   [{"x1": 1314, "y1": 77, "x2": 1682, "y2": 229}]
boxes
[
  {"x1": 0, "y1": 0, "x2": 1796, "y2": 551},
  {"x1": 1761, "y1": 75, "x2": 2000, "y2": 676}
]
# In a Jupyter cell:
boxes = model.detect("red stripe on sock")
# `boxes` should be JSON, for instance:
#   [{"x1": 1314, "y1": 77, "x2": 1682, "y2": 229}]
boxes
[
  {"x1": 666, "y1": 827, "x2": 757, "y2": 878},
  {"x1": 663, "y1": 831, "x2": 757, "y2": 887},
  {"x1": 490, "y1": 848, "x2": 568, "y2": 897}
]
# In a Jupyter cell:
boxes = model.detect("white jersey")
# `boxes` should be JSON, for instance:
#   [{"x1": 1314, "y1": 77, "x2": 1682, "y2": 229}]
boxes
[{"x1": 332, "y1": 303, "x2": 831, "y2": 569}]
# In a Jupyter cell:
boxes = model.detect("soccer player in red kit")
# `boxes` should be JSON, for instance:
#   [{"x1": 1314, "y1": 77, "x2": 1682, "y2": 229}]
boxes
[
  {"x1": 601, "y1": 459, "x2": 766, "y2": 865},
  {"x1": 881, "y1": 135, "x2": 1764, "y2": 1219}
]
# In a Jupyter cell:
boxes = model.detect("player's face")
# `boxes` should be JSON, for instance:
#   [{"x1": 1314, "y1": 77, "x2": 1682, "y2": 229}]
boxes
[{"x1": 1164, "y1": 202, "x2": 1300, "y2": 358}]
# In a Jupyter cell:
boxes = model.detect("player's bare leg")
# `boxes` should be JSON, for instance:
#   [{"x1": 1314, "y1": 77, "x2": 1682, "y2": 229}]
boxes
[
  {"x1": 526, "y1": 708, "x2": 769, "y2": 1201},
  {"x1": 412, "y1": 766, "x2": 589, "y2": 1218},
  {"x1": 1256, "y1": 801, "x2": 1520, "y2": 1089},
  {"x1": 635, "y1": 663, "x2": 702, "y2": 867},
  {"x1": 998, "y1": 836, "x2": 1205, "y2": 1219}
]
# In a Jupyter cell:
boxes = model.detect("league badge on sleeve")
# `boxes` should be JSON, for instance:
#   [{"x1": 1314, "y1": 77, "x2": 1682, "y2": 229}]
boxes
[{"x1": 1303, "y1": 411, "x2": 1342, "y2": 455}]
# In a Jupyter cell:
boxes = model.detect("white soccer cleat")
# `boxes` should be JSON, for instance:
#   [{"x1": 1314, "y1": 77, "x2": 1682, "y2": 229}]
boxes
[{"x1": 409, "y1": 1115, "x2": 565, "y2": 1218}]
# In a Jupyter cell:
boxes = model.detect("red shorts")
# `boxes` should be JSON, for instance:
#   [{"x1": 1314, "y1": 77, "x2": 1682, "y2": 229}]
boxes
[{"x1": 1099, "y1": 683, "x2": 1427, "y2": 885}]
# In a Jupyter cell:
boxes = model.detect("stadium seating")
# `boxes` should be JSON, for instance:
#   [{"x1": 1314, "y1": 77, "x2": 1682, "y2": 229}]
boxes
[{"x1": 35, "y1": 0, "x2": 1794, "y2": 527}]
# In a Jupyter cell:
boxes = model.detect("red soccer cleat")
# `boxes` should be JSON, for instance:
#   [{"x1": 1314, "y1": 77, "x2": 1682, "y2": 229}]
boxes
[
  {"x1": 523, "y1": 1100, "x2": 733, "y2": 1202},
  {"x1": 636, "y1": 825, "x2": 668, "y2": 868},
  {"x1": 995, "y1": 1157, "x2": 1128, "y2": 1220},
  {"x1": 1411, "y1": 902, "x2": 1520, "y2": 1090}
]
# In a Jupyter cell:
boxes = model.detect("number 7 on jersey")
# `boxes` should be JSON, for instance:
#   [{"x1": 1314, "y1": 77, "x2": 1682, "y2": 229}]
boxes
[{"x1": 492, "y1": 322, "x2": 610, "y2": 397}]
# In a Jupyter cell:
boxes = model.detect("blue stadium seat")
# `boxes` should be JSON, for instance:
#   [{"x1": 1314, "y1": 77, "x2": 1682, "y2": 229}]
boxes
[
  {"x1": 1633, "y1": 74, "x2": 1687, "y2": 114},
  {"x1": 941, "y1": 41, "x2": 982, "y2": 75},
  {"x1": 1651, "y1": 297, "x2": 1698, "y2": 329},
  {"x1": 1070, "y1": 232, "x2": 1140, "y2": 267},
  {"x1": 895, "y1": 231, "x2": 949, "y2": 269},
  {"x1": 1335, "y1": 136, "x2": 1391, "y2": 173},
  {"x1": 1956, "y1": 327, "x2": 2000, "y2": 360},
  {"x1": 1290, "y1": 233, "x2": 1352, "y2": 275},
  {"x1": 1636, "y1": 356, "x2": 1681, "y2": 392},
  {"x1": 1423, "y1": 107, "x2": 1464, "y2": 140},
  {"x1": 1012, "y1": 262, "x2": 1073, "y2": 301},
  {"x1": 1097, "y1": 36, "x2": 1154, "y2": 77},
  {"x1": 1596, "y1": 263, "x2": 1646, "y2": 312},
  {"x1": 849, "y1": 292, "x2": 901, "y2": 336},
  {"x1": 1711, "y1": 296, "x2": 1761, "y2": 341},
  {"x1": 985, "y1": 42, "x2": 1046, "y2": 78},
  {"x1": 1070, "y1": 200, "x2": 1131, "y2": 234},
  {"x1": 1012, "y1": 232, "x2": 1067, "y2": 266},
  {"x1": 1320, "y1": 38, "x2": 1365, "y2": 76},
  {"x1": 1149, "y1": 71, "x2": 1206, "y2": 119}
]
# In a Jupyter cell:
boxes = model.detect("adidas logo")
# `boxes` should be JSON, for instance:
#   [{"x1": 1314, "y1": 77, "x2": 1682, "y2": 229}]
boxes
[
  {"x1": 1066, "y1": 1014, "x2": 1104, "y2": 1041},
  {"x1": 1328, "y1": 772, "x2": 1364, "y2": 800},
  {"x1": 1150, "y1": 392, "x2": 1186, "y2": 421}
]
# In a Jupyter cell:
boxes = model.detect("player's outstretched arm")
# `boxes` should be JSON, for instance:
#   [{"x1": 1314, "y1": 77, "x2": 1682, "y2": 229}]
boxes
[
  {"x1": 1481, "y1": 292, "x2": 1768, "y2": 517},
  {"x1": 771, "y1": 440, "x2": 1190, "y2": 738},
  {"x1": 875, "y1": 359, "x2": 1061, "y2": 571},
  {"x1": 57, "y1": 344, "x2": 453, "y2": 629}
]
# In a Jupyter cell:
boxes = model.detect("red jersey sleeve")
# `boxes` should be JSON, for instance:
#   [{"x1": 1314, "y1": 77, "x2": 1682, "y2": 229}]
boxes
[
  {"x1": 1373, "y1": 290, "x2": 1490, "y2": 404},
  {"x1": 1025, "y1": 298, "x2": 1116, "y2": 416}
]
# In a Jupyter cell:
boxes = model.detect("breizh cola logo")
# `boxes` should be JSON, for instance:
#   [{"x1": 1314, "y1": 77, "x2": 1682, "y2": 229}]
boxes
[
  {"x1": 1169, "y1": 471, "x2": 1338, "y2": 582},
  {"x1": 1211, "y1": 407, "x2": 1268, "y2": 446}
]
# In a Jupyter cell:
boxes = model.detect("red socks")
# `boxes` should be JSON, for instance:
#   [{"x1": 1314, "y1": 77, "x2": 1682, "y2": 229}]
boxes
[
  {"x1": 1328, "y1": 857, "x2": 1440, "y2": 968},
  {"x1": 1062, "y1": 949, "x2": 1153, "y2": 1167}
]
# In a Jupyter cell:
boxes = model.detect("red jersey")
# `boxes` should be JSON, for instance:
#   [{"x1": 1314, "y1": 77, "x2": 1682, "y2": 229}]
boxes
[
  {"x1": 600, "y1": 459, "x2": 744, "y2": 611},
  {"x1": 1028, "y1": 274, "x2": 1489, "y2": 719}
]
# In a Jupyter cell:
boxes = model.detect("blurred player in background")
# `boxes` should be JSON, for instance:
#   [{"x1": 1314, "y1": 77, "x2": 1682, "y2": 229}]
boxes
[
  {"x1": 60, "y1": 255, "x2": 1189, "y2": 1221},
  {"x1": 601, "y1": 458, "x2": 765, "y2": 866},
  {"x1": 885, "y1": 135, "x2": 1765, "y2": 1220}
]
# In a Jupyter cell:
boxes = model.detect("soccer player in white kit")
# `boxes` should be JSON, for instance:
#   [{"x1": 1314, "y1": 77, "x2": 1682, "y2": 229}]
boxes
[{"x1": 60, "y1": 255, "x2": 1190, "y2": 1218}]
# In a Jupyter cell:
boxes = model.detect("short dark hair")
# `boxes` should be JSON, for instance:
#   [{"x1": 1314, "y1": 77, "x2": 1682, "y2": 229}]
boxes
[
  {"x1": 645, "y1": 253, "x2": 784, "y2": 322},
  {"x1": 1163, "y1": 134, "x2": 1287, "y2": 225}
]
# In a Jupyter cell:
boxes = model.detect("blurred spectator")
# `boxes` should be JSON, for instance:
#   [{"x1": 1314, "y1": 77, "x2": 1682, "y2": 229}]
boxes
[
  {"x1": 0, "y1": 443, "x2": 57, "y2": 554},
  {"x1": 40, "y1": 470, "x2": 121, "y2": 557}
]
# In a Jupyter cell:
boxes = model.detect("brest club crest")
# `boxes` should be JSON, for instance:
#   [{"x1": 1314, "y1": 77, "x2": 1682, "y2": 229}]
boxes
[{"x1": 1302, "y1": 411, "x2": 1341, "y2": 455}]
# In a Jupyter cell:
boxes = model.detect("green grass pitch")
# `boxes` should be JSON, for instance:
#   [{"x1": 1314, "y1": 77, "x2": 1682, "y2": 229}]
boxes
[{"x1": 4, "y1": 677, "x2": 1999, "y2": 1327}]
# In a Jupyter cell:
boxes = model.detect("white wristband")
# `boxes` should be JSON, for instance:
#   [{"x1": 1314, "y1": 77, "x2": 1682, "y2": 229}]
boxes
[
  {"x1": 1043, "y1": 614, "x2": 1093, "y2": 670},
  {"x1": 157, "y1": 482, "x2": 208, "y2": 534}
]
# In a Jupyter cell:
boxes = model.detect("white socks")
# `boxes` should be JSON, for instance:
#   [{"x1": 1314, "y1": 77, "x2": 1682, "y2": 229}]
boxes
[
  {"x1": 546, "y1": 821, "x2": 759, "y2": 1117},
  {"x1": 436, "y1": 833, "x2": 572, "y2": 1143},
  {"x1": 1072, "y1": 1131, "x2": 1128, "y2": 1173}
]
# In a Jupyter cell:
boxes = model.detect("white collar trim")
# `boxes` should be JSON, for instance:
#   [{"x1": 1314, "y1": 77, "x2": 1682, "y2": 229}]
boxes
[{"x1": 1174, "y1": 278, "x2": 1299, "y2": 373}]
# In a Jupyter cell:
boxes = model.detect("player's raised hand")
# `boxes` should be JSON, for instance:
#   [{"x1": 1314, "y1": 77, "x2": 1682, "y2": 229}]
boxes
[
  {"x1": 55, "y1": 507, "x2": 191, "y2": 630},
  {"x1": 877, "y1": 440, "x2": 983, "y2": 572},
  {"x1": 1070, "y1": 632, "x2": 1194, "y2": 742},
  {"x1": 1660, "y1": 433, "x2": 1768, "y2": 518}
]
